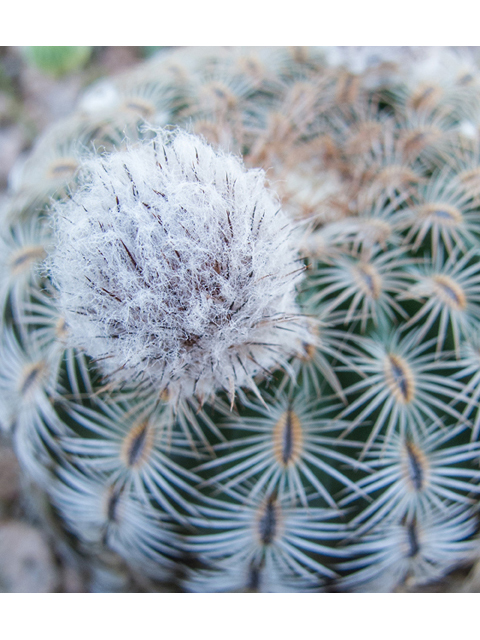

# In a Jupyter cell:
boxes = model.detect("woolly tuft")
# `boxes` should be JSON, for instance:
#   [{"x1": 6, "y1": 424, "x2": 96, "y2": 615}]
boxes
[{"x1": 49, "y1": 128, "x2": 308, "y2": 405}]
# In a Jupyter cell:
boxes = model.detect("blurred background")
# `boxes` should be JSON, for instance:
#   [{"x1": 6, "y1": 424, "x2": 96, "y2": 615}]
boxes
[{"x1": 0, "y1": 47, "x2": 170, "y2": 209}]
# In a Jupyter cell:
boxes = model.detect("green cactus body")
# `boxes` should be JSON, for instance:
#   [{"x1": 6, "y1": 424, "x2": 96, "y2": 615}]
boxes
[
  {"x1": 2, "y1": 46, "x2": 480, "y2": 592},
  {"x1": 21, "y1": 47, "x2": 93, "y2": 77}
]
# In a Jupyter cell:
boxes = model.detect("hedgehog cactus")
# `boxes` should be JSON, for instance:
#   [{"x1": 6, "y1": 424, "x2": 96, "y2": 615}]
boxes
[{"x1": 3, "y1": 46, "x2": 480, "y2": 592}]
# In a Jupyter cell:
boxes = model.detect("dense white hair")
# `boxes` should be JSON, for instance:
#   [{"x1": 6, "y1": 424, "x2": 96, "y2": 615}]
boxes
[{"x1": 49, "y1": 128, "x2": 310, "y2": 405}]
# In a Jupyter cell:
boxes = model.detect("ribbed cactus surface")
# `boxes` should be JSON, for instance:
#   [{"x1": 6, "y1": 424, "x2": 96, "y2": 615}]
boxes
[{"x1": 2, "y1": 46, "x2": 480, "y2": 592}]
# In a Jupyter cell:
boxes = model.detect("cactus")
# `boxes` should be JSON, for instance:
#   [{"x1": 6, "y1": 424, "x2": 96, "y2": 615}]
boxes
[
  {"x1": 21, "y1": 46, "x2": 93, "y2": 77},
  {"x1": 3, "y1": 46, "x2": 480, "y2": 592}
]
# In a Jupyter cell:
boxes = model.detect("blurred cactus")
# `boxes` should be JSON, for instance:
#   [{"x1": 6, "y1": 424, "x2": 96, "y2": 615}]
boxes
[
  {"x1": 21, "y1": 46, "x2": 92, "y2": 77},
  {"x1": 3, "y1": 46, "x2": 480, "y2": 592}
]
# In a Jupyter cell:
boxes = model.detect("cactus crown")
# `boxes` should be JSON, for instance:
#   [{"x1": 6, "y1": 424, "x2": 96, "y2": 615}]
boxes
[{"x1": 49, "y1": 128, "x2": 308, "y2": 407}]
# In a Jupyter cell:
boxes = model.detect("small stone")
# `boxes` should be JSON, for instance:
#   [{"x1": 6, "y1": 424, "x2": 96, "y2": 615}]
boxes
[
  {"x1": 61, "y1": 562, "x2": 87, "y2": 593},
  {"x1": 97, "y1": 46, "x2": 141, "y2": 74},
  {"x1": 0, "y1": 521, "x2": 59, "y2": 592},
  {"x1": 0, "y1": 446, "x2": 20, "y2": 503}
]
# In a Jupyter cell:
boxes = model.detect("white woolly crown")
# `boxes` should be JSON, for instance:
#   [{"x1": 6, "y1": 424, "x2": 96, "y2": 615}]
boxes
[{"x1": 49, "y1": 128, "x2": 308, "y2": 405}]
